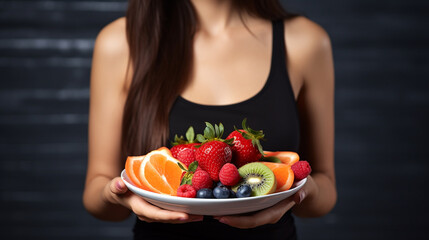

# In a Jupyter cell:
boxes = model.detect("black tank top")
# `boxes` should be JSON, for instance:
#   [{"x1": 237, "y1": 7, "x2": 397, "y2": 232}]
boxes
[{"x1": 134, "y1": 20, "x2": 299, "y2": 240}]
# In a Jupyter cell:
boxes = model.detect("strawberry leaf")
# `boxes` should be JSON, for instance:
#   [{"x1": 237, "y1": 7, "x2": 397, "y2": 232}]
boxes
[
  {"x1": 241, "y1": 118, "x2": 248, "y2": 130},
  {"x1": 215, "y1": 124, "x2": 220, "y2": 138},
  {"x1": 219, "y1": 123, "x2": 225, "y2": 137},
  {"x1": 205, "y1": 122, "x2": 215, "y2": 133},
  {"x1": 196, "y1": 134, "x2": 206, "y2": 143},
  {"x1": 262, "y1": 156, "x2": 281, "y2": 163},
  {"x1": 180, "y1": 172, "x2": 193, "y2": 185},
  {"x1": 218, "y1": 123, "x2": 225, "y2": 137},
  {"x1": 177, "y1": 162, "x2": 187, "y2": 172},
  {"x1": 204, "y1": 127, "x2": 213, "y2": 139},
  {"x1": 224, "y1": 138, "x2": 235, "y2": 145},
  {"x1": 188, "y1": 161, "x2": 199, "y2": 172},
  {"x1": 256, "y1": 142, "x2": 264, "y2": 155},
  {"x1": 186, "y1": 126, "x2": 195, "y2": 143}
]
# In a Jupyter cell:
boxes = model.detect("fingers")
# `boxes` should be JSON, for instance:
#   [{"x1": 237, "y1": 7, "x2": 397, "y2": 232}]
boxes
[
  {"x1": 215, "y1": 198, "x2": 296, "y2": 229},
  {"x1": 293, "y1": 189, "x2": 307, "y2": 204},
  {"x1": 128, "y1": 194, "x2": 204, "y2": 224},
  {"x1": 109, "y1": 177, "x2": 128, "y2": 195},
  {"x1": 103, "y1": 177, "x2": 129, "y2": 205},
  {"x1": 105, "y1": 177, "x2": 203, "y2": 224}
]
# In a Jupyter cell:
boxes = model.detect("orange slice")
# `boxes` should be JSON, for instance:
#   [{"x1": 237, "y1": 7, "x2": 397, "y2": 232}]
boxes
[
  {"x1": 125, "y1": 155, "x2": 145, "y2": 188},
  {"x1": 139, "y1": 147, "x2": 186, "y2": 196},
  {"x1": 261, "y1": 162, "x2": 295, "y2": 192},
  {"x1": 263, "y1": 151, "x2": 300, "y2": 166},
  {"x1": 125, "y1": 155, "x2": 153, "y2": 191}
]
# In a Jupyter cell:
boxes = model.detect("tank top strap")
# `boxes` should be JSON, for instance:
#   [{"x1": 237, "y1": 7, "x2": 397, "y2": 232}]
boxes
[{"x1": 270, "y1": 20, "x2": 288, "y2": 78}]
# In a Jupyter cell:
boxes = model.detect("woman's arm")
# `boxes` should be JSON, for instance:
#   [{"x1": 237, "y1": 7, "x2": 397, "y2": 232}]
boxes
[
  {"x1": 82, "y1": 18, "x2": 202, "y2": 223},
  {"x1": 82, "y1": 17, "x2": 134, "y2": 221},
  {"x1": 215, "y1": 17, "x2": 336, "y2": 228},
  {"x1": 292, "y1": 16, "x2": 336, "y2": 217}
]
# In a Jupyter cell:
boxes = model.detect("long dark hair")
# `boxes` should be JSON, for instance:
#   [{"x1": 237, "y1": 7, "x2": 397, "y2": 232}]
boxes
[{"x1": 122, "y1": 0, "x2": 296, "y2": 159}]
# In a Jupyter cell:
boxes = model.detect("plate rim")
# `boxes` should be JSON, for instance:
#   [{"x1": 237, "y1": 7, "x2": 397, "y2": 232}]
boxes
[{"x1": 121, "y1": 169, "x2": 307, "y2": 204}]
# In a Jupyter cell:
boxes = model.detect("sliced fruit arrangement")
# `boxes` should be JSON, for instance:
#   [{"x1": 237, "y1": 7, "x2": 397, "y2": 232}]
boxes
[
  {"x1": 261, "y1": 162, "x2": 294, "y2": 192},
  {"x1": 124, "y1": 119, "x2": 312, "y2": 199},
  {"x1": 128, "y1": 147, "x2": 187, "y2": 196},
  {"x1": 231, "y1": 162, "x2": 277, "y2": 196},
  {"x1": 125, "y1": 155, "x2": 145, "y2": 189}
]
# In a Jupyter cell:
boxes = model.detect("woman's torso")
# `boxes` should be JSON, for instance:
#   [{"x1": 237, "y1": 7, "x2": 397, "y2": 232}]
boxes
[
  {"x1": 170, "y1": 18, "x2": 299, "y2": 151},
  {"x1": 134, "y1": 19, "x2": 300, "y2": 240}
]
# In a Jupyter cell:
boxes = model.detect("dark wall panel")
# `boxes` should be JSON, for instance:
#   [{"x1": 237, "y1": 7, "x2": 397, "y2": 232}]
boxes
[{"x1": 1, "y1": 0, "x2": 428, "y2": 239}]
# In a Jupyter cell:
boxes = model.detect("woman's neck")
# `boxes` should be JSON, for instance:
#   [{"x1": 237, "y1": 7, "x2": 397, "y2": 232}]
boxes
[{"x1": 190, "y1": 0, "x2": 244, "y2": 35}]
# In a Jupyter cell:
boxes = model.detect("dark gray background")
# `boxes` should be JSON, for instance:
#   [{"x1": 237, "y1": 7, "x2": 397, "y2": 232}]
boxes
[{"x1": 1, "y1": 0, "x2": 428, "y2": 239}]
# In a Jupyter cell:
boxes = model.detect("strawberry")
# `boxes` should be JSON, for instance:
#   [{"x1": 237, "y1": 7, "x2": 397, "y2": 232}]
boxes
[
  {"x1": 170, "y1": 127, "x2": 200, "y2": 167},
  {"x1": 195, "y1": 122, "x2": 234, "y2": 181},
  {"x1": 226, "y1": 118, "x2": 265, "y2": 167}
]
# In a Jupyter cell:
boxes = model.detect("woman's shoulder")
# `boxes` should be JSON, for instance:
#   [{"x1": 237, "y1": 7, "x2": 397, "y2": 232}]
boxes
[
  {"x1": 91, "y1": 17, "x2": 131, "y2": 91},
  {"x1": 284, "y1": 16, "x2": 332, "y2": 58},
  {"x1": 283, "y1": 16, "x2": 333, "y2": 83},
  {"x1": 282, "y1": 16, "x2": 334, "y2": 95},
  {"x1": 93, "y1": 17, "x2": 128, "y2": 60}
]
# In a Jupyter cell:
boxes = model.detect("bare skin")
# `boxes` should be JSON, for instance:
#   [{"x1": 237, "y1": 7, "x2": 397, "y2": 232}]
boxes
[{"x1": 83, "y1": 0, "x2": 336, "y2": 229}]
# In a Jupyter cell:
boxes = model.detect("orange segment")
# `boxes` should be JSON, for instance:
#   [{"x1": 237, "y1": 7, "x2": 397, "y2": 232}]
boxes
[
  {"x1": 125, "y1": 156, "x2": 144, "y2": 187},
  {"x1": 263, "y1": 151, "x2": 300, "y2": 166},
  {"x1": 261, "y1": 162, "x2": 295, "y2": 192},
  {"x1": 125, "y1": 156, "x2": 153, "y2": 191},
  {"x1": 139, "y1": 147, "x2": 186, "y2": 196}
]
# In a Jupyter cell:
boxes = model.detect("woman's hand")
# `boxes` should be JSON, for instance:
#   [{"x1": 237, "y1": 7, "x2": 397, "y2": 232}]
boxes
[
  {"x1": 103, "y1": 177, "x2": 204, "y2": 224},
  {"x1": 214, "y1": 175, "x2": 317, "y2": 229}
]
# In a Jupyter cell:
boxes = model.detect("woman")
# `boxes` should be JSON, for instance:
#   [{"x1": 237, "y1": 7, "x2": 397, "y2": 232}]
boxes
[{"x1": 83, "y1": 0, "x2": 336, "y2": 239}]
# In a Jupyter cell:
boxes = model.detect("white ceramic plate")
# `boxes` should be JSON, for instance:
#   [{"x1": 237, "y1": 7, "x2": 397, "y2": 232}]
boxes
[{"x1": 121, "y1": 170, "x2": 306, "y2": 216}]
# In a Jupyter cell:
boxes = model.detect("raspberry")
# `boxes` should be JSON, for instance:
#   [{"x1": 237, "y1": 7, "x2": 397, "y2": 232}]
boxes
[
  {"x1": 177, "y1": 184, "x2": 196, "y2": 198},
  {"x1": 291, "y1": 161, "x2": 312, "y2": 180},
  {"x1": 219, "y1": 163, "x2": 241, "y2": 186},
  {"x1": 192, "y1": 170, "x2": 213, "y2": 190}
]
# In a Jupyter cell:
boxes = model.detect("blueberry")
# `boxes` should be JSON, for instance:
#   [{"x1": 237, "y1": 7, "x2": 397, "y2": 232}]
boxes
[
  {"x1": 229, "y1": 189, "x2": 237, "y2": 198},
  {"x1": 236, "y1": 185, "x2": 252, "y2": 198},
  {"x1": 196, "y1": 188, "x2": 214, "y2": 198},
  {"x1": 213, "y1": 186, "x2": 230, "y2": 199},
  {"x1": 216, "y1": 182, "x2": 225, "y2": 188}
]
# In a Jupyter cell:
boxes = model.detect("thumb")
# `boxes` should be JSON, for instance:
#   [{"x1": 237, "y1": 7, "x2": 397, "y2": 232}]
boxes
[
  {"x1": 110, "y1": 177, "x2": 128, "y2": 195},
  {"x1": 293, "y1": 189, "x2": 306, "y2": 205}
]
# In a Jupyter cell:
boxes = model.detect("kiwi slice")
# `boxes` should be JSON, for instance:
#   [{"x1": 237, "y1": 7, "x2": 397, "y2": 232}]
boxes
[{"x1": 232, "y1": 162, "x2": 277, "y2": 196}]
